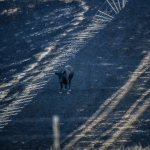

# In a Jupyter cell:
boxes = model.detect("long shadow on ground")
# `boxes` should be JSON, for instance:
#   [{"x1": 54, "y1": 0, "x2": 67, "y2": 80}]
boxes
[{"x1": 0, "y1": 0, "x2": 150, "y2": 149}]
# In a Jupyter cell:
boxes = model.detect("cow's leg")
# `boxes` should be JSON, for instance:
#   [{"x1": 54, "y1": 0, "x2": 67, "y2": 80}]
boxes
[
  {"x1": 69, "y1": 80, "x2": 71, "y2": 91},
  {"x1": 65, "y1": 83, "x2": 67, "y2": 89},
  {"x1": 59, "y1": 83, "x2": 63, "y2": 94},
  {"x1": 65, "y1": 82, "x2": 70, "y2": 94}
]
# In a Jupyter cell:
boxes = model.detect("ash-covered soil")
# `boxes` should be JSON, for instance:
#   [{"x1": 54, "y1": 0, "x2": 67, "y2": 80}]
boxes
[{"x1": 0, "y1": 0, "x2": 150, "y2": 150}]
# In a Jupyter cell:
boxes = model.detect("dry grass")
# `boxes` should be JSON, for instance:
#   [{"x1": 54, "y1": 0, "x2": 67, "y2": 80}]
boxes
[{"x1": 112, "y1": 145, "x2": 150, "y2": 150}]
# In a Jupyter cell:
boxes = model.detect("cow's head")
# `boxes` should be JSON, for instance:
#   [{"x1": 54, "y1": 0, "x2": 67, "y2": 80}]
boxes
[{"x1": 55, "y1": 71, "x2": 66, "y2": 83}]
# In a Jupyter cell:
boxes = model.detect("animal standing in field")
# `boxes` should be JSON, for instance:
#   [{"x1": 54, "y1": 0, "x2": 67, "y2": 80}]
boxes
[{"x1": 55, "y1": 65, "x2": 74, "y2": 94}]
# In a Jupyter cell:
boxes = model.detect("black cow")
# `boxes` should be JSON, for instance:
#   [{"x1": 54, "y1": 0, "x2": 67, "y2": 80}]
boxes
[{"x1": 55, "y1": 65, "x2": 74, "y2": 94}]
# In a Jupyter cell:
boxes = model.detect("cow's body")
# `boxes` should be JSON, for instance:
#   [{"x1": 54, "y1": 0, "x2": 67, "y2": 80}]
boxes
[{"x1": 55, "y1": 65, "x2": 74, "y2": 94}]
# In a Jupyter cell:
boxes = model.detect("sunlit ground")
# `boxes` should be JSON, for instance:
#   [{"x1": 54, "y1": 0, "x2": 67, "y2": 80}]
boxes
[
  {"x1": 1, "y1": 0, "x2": 149, "y2": 150},
  {"x1": 62, "y1": 52, "x2": 150, "y2": 149},
  {"x1": 0, "y1": 0, "x2": 128, "y2": 129}
]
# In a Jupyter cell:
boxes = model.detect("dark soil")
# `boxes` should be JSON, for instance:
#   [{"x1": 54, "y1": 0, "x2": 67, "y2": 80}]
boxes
[{"x1": 0, "y1": 0, "x2": 150, "y2": 150}]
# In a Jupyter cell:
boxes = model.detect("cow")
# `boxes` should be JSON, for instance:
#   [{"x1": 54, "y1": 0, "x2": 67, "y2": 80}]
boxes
[{"x1": 55, "y1": 65, "x2": 74, "y2": 94}]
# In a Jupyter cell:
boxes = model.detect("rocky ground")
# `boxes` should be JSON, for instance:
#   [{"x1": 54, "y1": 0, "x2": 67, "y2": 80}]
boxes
[{"x1": 0, "y1": 0, "x2": 150, "y2": 150}]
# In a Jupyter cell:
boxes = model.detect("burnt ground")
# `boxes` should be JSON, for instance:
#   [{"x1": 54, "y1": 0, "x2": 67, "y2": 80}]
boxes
[{"x1": 0, "y1": 0, "x2": 150, "y2": 150}]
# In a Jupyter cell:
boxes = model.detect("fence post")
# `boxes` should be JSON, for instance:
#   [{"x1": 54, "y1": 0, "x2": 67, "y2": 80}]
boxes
[{"x1": 52, "y1": 115, "x2": 60, "y2": 150}]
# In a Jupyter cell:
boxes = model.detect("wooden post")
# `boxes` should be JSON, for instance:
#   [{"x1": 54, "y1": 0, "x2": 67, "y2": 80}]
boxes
[{"x1": 52, "y1": 115, "x2": 60, "y2": 150}]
